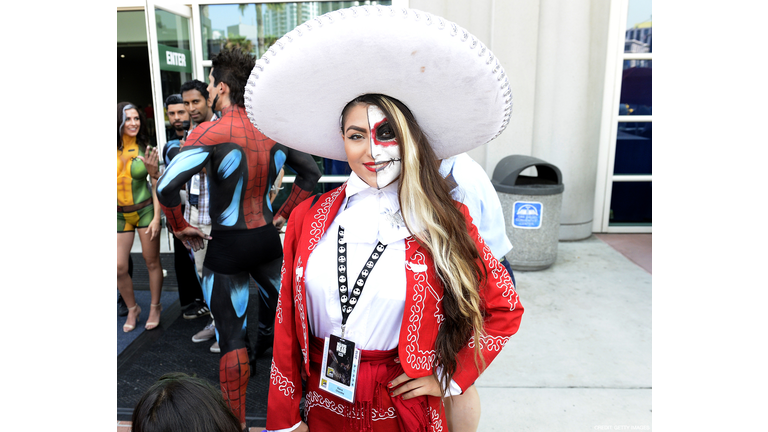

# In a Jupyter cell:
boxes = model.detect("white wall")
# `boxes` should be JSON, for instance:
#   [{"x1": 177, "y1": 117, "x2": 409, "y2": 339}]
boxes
[{"x1": 410, "y1": 0, "x2": 612, "y2": 239}]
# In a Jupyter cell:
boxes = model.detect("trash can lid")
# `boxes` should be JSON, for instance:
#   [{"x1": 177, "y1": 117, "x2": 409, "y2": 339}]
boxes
[{"x1": 492, "y1": 155, "x2": 564, "y2": 195}]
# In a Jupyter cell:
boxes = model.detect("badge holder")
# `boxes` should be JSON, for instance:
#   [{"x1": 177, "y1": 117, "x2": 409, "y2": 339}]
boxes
[{"x1": 319, "y1": 334, "x2": 361, "y2": 403}]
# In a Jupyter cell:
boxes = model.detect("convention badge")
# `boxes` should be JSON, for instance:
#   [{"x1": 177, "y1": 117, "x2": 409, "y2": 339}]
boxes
[
  {"x1": 319, "y1": 334, "x2": 361, "y2": 403},
  {"x1": 190, "y1": 174, "x2": 200, "y2": 194}
]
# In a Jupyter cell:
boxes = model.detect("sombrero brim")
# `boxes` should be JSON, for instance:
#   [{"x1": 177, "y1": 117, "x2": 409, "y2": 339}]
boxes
[{"x1": 245, "y1": 5, "x2": 512, "y2": 161}]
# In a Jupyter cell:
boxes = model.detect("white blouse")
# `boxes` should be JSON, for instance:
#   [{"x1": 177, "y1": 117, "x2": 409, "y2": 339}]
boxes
[{"x1": 304, "y1": 172, "x2": 409, "y2": 350}]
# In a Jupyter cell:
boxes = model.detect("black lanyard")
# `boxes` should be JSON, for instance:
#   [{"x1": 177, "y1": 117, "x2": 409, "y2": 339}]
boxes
[{"x1": 336, "y1": 225, "x2": 387, "y2": 336}]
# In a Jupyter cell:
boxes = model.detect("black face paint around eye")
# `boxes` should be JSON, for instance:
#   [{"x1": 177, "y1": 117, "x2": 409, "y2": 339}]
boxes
[{"x1": 375, "y1": 122, "x2": 396, "y2": 142}]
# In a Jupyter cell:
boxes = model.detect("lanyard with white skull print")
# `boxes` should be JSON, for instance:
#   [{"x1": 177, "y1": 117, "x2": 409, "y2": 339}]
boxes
[{"x1": 336, "y1": 225, "x2": 387, "y2": 338}]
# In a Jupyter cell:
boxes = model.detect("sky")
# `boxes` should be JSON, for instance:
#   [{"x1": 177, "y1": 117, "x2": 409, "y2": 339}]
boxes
[{"x1": 626, "y1": 0, "x2": 652, "y2": 29}]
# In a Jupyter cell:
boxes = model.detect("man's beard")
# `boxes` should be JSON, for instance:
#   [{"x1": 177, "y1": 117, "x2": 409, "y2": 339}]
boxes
[{"x1": 211, "y1": 94, "x2": 220, "y2": 114}]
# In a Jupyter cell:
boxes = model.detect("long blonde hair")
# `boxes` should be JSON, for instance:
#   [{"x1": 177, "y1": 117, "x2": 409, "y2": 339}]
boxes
[{"x1": 342, "y1": 94, "x2": 488, "y2": 391}]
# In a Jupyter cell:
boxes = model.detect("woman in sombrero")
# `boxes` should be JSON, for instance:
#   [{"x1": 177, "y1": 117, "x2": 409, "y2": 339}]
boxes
[{"x1": 245, "y1": 6, "x2": 523, "y2": 432}]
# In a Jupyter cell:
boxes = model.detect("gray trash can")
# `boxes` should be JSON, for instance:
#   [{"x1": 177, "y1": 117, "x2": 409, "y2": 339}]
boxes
[{"x1": 492, "y1": 155, "x2": 564, "y2": 271}]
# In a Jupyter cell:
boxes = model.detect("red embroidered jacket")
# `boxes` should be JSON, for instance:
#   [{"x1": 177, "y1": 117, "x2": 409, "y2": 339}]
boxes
[{"x1": 266, "y1": 184, "x2": 524, "y2": 430}]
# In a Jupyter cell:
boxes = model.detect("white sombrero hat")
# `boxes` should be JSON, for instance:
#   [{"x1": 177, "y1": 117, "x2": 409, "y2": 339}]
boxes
[{"x1": 244, "y1": 5, "x2": 512, "y2": 161}]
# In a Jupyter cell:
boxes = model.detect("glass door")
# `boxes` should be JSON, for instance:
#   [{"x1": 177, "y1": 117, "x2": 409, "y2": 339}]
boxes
[
  {"x1": 145, "y1": 2, "x2": 195, "y2": 253},
  {"x1": 146, "y1": 2, "x2": 194, "y2": 155}
]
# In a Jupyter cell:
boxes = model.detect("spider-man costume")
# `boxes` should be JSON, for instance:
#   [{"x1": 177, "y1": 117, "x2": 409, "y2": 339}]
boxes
[{"x1": 157, "y1": 105, "x2": 321, "y2": 424}]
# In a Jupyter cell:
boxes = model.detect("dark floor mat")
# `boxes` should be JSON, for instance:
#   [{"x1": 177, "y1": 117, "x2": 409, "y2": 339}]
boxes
[
  {"x1": 130, "y1": 252, "x2": 179, "y2": 290},
  {"x1": 117, "y1": 287, "x2": 271, "y2": 427}
]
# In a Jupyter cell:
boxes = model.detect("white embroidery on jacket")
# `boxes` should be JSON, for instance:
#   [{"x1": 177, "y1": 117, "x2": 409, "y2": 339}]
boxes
[
  {"x1": 405, "y1": 238, "x2": 436, "y2": 370},
  {"x1": 406, "y1": 261, "x2": 428, "y2": 273},
  {"x1": 294, "y1": 256, "x2": 308, "y2": 361},
  {"x1": 277, "y1": 261, "x2": 286, "y2": 324},
  {"x1": 308, "y1": 184, "x2": 345, "y2": 251},
  {"x1": 468, "y1": 334, "x2": 511, "y2": 352},
  {"x1": 429, "y1": 405, "x2": 444, "y2": 432},
  {"x1": 304, "y1": 391, "x2": 396, "y2": 420},
  {"x1": 477, "y1": 234, "x2": 519, "y2": 312},
  {"x1": 270, "y1": 359, "x2": 296, "y2": 398}
]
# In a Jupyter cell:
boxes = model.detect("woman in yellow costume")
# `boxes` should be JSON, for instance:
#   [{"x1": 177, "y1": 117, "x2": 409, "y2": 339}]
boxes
[{"x1": 117, "y1": 101, "x2": 163, "y2": 332}]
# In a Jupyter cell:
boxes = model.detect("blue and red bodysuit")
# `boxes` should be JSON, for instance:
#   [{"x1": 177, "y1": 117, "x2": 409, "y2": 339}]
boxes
[{"x1": 157, "y1": 105, "x2": 321, "y2": 424}]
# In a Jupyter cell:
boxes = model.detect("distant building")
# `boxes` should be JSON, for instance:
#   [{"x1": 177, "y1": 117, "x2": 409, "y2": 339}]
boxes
[
  {"x1": 227, "y1": 23, "x2": 258, "y2": 40},
  {"x1": 625, "y1": 20, "x2": 651, "y2": 68}
]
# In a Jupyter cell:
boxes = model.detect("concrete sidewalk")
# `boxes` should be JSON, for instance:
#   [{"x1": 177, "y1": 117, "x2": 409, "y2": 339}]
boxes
[
  {"x1": 476, "y1": 235, "x2": 652, "y2": 431},
  {"x1": 118, "y1": 233, "x2": 651, "y2": 431}
]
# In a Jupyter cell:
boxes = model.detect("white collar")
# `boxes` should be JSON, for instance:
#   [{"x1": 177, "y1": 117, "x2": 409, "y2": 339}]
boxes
[
  {"x1": 439, "y1": 155, "x2": 457, "y2": 178},
  {"x1": 335, "y1": 172, "x2": 411, "y2": 247}
]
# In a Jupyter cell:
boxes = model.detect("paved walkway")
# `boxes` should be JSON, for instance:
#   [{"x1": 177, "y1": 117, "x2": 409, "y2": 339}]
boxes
[
  {"x1": 477, "y1": 234, "x2": 651, "y2": 431},
  {"x1": 118, "y1": 234, "x2": 652, "y2": 431}
]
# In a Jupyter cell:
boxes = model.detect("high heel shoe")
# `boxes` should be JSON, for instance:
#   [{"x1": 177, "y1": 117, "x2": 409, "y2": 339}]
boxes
[
  {"x1": 123, "y1": 304, "x2": 142, "y2": 333},
  {"x1": 145, "y1": 303, "x2": 162, "y2": 330}
]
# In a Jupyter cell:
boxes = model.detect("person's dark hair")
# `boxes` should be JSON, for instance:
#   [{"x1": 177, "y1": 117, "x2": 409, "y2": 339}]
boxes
[
  {"x1": 164, "y1": 94, "x2": 184, "y2": 110},
  {"x1": 180, "y1": 79, "x2": 210, "y2": 101},
  {"x1": 131, "y1": 372, "x2": 241, "y2": 432},
  {"x1": 117, "y1": 101, "x2": 150, "y2": 151},
  {"x1": 342, "y1": 94, "x2": 488, "y2": 395},
  {"x1": 210, "y1": 47, "x2": 255, "y2": 107}
]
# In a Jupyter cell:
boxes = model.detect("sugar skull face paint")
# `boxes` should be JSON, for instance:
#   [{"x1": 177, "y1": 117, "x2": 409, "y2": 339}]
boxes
[
  {"x1": 367, "y1": 105, "x2": 401, "y2": 188},
  {"x1": 342, "y1": 104, "x2": 402, "y2": 189}
]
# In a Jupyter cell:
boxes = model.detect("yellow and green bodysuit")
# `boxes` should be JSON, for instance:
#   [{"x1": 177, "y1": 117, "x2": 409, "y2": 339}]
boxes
[{"x1": 117, "y1": 136, "x2": 155, "y2": 232}]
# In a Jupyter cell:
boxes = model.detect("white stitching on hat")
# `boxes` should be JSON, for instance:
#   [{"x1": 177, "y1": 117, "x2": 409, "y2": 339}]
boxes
[{"x1": 245, "y1": 5, "x2": 514, "y2": 144}]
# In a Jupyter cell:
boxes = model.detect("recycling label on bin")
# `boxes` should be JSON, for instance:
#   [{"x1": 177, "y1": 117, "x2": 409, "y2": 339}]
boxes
[{"x1": 513, "y1": 201, "x2": 543, "y2": 229}]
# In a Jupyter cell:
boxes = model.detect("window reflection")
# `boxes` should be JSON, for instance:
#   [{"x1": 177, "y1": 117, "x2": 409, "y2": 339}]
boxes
[
  {"x1": 609, "y1": 182, "x2": 652, "y2": 225},
  {"x1": 200, "y1": 1, "x2": 392, "y2": 59},
  {"x1": 614, "y1": 122, "x2": 651, "y2": 175},
  {"x1": 156, "y1": 9, "x2": 191, "y2": 50},
  {"x1": 625, "y1": 0, "x2": 652, "y2": 53},
  {"x1": 619, "y1": 60, "x2": 651, "y2": 116}
]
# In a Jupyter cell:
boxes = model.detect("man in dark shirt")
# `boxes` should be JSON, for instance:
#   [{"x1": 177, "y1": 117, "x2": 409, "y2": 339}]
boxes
[{"x1": 164, "y1": 94, "x2": 188, "y2": 143}]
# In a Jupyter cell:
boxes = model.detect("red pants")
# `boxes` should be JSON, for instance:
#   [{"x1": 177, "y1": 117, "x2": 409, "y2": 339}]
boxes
[{"x1": 305, "y1": 337, "x2": 446, "y2": 432}]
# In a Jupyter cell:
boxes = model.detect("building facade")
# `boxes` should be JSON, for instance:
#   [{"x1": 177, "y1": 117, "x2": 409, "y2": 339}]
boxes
[{"x1": 117, "y1": 0, "x2": 652, "y2": 237}]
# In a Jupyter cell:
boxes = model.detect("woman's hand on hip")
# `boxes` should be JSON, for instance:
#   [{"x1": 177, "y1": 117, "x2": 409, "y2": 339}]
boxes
[{"x1": 388, "y1": 372, "x2": 442, "y2": 400}]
